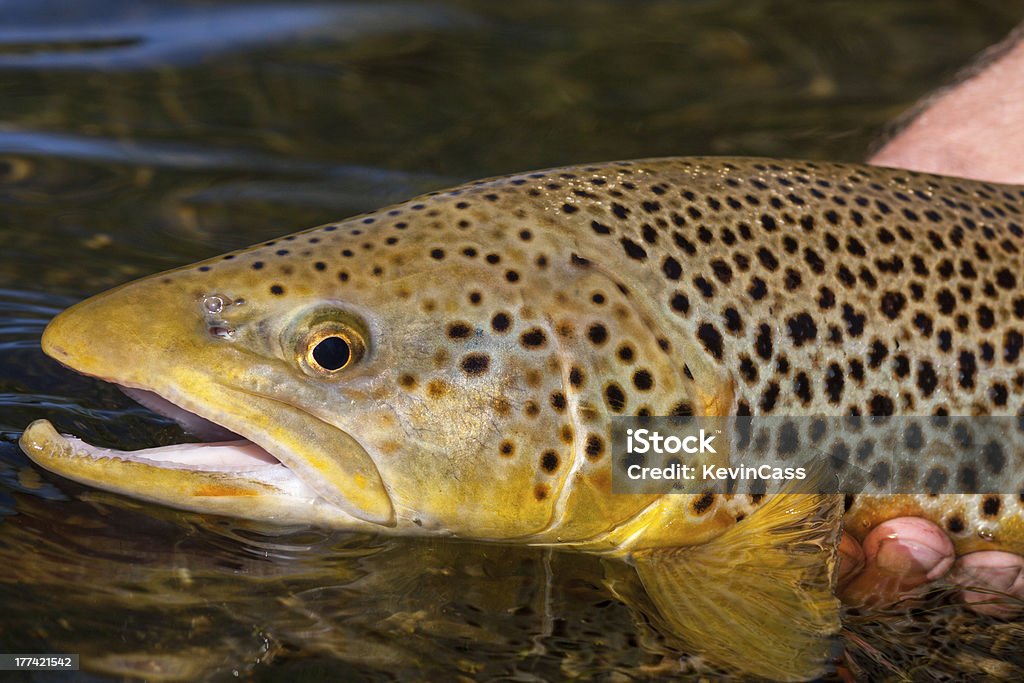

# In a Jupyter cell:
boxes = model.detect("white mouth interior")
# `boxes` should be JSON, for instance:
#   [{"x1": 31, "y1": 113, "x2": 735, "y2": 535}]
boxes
[{"x1": 66, "y1": 436, "x2": 282, "y2": 472}]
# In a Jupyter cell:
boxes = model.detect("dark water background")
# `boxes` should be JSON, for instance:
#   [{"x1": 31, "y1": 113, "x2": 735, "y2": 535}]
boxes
[{"x1": 2, "y1": 1, "x2": 1023, "y2": 680}]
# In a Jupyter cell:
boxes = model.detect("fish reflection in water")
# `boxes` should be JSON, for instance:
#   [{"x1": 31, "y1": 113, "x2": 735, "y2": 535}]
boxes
[
  {"x1": 0, "y1": 484, "x2": 1021, "y2": 681},
  {"x1": 0, "y1": 489, "x2": 671, "y2": 681}
]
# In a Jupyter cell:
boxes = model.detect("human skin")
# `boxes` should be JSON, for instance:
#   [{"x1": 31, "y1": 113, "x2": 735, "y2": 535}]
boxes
[
  {"x1": 870, "y1": 26, "x2": 1024, "y2": 185},
  {"x1": 836, "y1": 27, "x2": 1024, "y2": 615}
]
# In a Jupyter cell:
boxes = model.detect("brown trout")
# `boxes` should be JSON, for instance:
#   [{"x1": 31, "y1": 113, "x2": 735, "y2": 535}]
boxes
[{"x1": 19, "y1": 157, "x2": 1024, "y2": 679}]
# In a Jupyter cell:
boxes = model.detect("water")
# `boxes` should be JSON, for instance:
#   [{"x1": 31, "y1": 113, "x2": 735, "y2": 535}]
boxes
[{"x1": 1, "y1": 0, "x2": 1023, "y2": 679}]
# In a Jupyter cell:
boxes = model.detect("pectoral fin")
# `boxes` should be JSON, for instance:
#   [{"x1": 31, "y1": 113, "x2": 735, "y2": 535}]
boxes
[{"x1": 629, "y1": 490, "x2": 844, "y2": 681}]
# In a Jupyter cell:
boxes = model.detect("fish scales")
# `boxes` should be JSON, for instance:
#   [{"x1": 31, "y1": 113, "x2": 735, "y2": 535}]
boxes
[{"x1": 19, "y1": 156, "x2": 1024, "y2": 680}]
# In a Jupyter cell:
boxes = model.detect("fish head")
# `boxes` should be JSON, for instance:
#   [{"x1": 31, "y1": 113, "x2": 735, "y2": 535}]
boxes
[{"x1": 25, "y1": 188, "x2": 687, "y2": 539}]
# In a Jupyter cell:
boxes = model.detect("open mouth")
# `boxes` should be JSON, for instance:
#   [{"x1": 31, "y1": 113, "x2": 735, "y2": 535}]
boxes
[
  {"x1": 20, "y1": 372, "x2": 396, "y2": 528},
  {"x1": 112, "y1": 387, "x2": 284, "y2": 473},
  {"x1": 19, "y1": 383, "x2": 347, "y2": 526},
  {"x1": 23, "y1": 384, "x2": 292, "y2": 477}
]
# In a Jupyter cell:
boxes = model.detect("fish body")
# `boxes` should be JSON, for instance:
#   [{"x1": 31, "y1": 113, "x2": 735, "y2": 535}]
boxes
[{"x1": 20, "y1": 157, "x2": 1024, "y2": 679}]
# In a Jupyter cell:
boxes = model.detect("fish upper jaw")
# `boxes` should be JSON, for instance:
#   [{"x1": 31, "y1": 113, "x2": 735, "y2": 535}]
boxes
[{"x1": 23, "y1": 275, "x2": 397, "y2": 529}]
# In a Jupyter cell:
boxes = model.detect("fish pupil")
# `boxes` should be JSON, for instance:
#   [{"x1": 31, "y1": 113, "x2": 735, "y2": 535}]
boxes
[{"x1": 312, "y1": 336, "x2": 351, "y2": 371}]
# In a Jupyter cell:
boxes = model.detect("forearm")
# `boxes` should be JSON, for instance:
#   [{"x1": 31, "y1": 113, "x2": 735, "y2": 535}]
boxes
[{"x1": 870, "y1": 24, "x2": 1024, "y2": 184}]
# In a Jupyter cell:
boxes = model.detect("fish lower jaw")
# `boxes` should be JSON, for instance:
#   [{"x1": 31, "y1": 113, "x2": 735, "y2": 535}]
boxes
[
  {"x1": 21, "y1": 418, "x2": 297, "y2": 489},
  {"x1": 17, "y1": 419, "x2": 375, "y2": 529}
]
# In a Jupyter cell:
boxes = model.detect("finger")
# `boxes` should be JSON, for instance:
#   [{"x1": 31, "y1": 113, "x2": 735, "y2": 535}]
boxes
[
  {"x1": 837, "y1": 532, "x2": 865, "y2": 588},
  {"x1": 839, "y1": 517, "x2": 954, "y2": 607},
  {"x1": 952, "y1": 551, "x2": 1024, "y2": 617}
]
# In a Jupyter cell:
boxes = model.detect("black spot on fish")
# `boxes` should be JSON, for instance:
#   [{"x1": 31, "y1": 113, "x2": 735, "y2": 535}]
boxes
[
  {"x1": 867, "y1": 340, "x2": 888, "y2": 368},
  {"x1": 696, "y1": 323, "x2": 724, "y2": 359},
  {"x1": 604, "y1": 383, "x2": 627, "y2": 413},
  {"x1": 491, "y1": 312, "x2": 511, "y2": 333},
  {"x1": 632, "y1": 369, "x2": 654, "y2": 391},
  {"x1": 870, "y1": 461, "x2": 891, "y2": 488},
  {"x1": 570, "y1": 253, "x2": 590, "y2": 268},
  {"x1": 869, "y1": 394, "x2": 894, "y2": 416},
  {"x1": 520, "y1": 328, "x2": 547, "y2": 349},
  {"x1": 692, "y1": 492, "x2": 715, "y2": 514},
  {"x1": 825, "y1": 363, "x2": 844, "y2": 404},
  {"x1": 541, "y1": 451, "x2": 560, "y2": 473},
  {"x1": 958, "y1": 351, "x2": 977, "y2": 389},
  {"x1": 786, "y1": 313, "x2": 817, "y2": 347},
  {"x1": 842, "y1": 305, "x2": 865, "y2": 337},
  {"x1": 670, "y1": 293, "x2": 690, "y2": 315},
  {"x1": 925, "y1": 467, "x2": 948, "y2": 495},
  {"x1": 447, "y1": 322, "x2": 473, "y2": 340},
  {"x1": 621, "y1": 238, "x2": 648, "y2": 260},
  {"x1": 794, "y1": 372, "x2": 811, "y2": 404},
  {"x1": 880, "y1": 291, "x2": 907, "y2": 319},
  {"x1": 671, "y1": 401, "x2": 693, "y2": 416},
  {"x1": 756, "y1": 247, "x2": 778, "y2": 271},
  {"x1": 983, "y1": 441, "x2": 1005, "y2": 475},
  {"x1": 694, "y1": 276, "x2": 714, "y2": 298},
  {"x1": 754, "y1": 324, "x2": 772, "y2": 360},
  {"x1": 711, "y1": 260, "x2": 733, "y2": 284},
  {"x1": 662, "y1": 256, "x2": 682, "y2": 280},
  {"x1": 460, "y1": 353, "x2": 490, "y2": 375}
]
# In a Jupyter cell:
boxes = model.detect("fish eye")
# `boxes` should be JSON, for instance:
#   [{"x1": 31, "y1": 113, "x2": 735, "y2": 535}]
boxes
[
  {"x1": 300, "y1": 324, "x2": 365, "y2": 376},
  {"x1": 312, "y1": 335, "x2": 351, "y2": 371}
]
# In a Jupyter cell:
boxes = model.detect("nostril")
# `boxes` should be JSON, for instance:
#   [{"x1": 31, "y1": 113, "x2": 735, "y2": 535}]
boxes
[
  {"x1": 203, "y1": 295, "x2": 225, "y2": 314},
  {"x1": 208, "y1": 324, "x2": 234, "y2": 339}
]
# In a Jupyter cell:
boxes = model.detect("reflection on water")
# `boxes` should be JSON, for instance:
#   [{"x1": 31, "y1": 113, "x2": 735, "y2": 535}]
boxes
[
  {"x1": 0, "y1": 491, "x2": 670, "y2": 680},
  {"x1": 2, "y1": 0, "x2": 1024, "y2": 679},
  {"x1": 0, "y1": 2, "x2": 476, "y2": 70}
]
